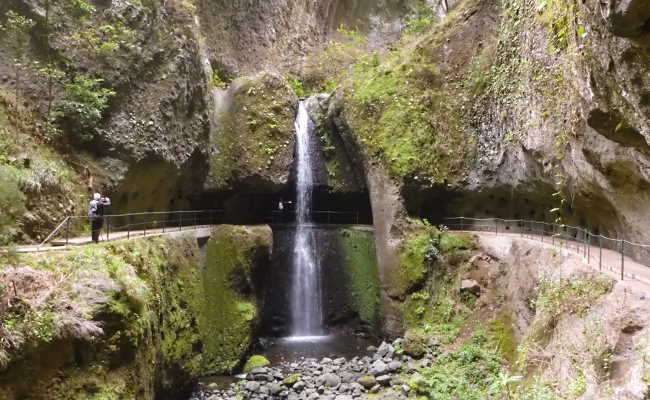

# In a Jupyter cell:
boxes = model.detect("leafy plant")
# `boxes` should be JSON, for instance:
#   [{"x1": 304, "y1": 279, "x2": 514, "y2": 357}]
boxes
[
  {"x1": 66, "y1": 0, "x2": 96, "y2": 18},
  {"x1": 55, "y1": 75, "x2": 116, "y2": 139}
]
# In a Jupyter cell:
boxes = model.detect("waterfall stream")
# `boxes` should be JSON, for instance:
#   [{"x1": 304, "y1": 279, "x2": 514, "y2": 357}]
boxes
[{"x1": 290, "y1": 101, "x2": 324, "y2": 337}]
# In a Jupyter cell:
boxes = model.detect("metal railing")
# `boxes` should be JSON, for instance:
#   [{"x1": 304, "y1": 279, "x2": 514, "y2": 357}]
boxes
[
  {"x1": 442, "y1": 217, "x2": 650, "y2": 283},
  {"x1": 38, "y1": 209, "x2": 225, "y2": 250},
  {"x1": 270, "y1": 210, "x2": 362, "y2": 225}
]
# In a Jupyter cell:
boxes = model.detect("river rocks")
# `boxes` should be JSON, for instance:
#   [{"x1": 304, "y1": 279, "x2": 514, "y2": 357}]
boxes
[
  {"x1": 369, "y1": 359, "x2": 388, "y2": 376},
  {"x1": 196, "y1": 339, "x2": 413, "y2": 399}
]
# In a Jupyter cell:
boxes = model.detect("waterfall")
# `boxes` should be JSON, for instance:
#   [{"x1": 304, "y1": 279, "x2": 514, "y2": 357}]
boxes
[{"x1": 290, "y1": 101, "x2": 324, "y2": 337}]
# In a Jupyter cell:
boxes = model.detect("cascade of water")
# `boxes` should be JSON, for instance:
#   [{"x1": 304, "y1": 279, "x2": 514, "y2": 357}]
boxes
[{"x1": 290, "y1": 101, "x2": 324, "y2": 337}]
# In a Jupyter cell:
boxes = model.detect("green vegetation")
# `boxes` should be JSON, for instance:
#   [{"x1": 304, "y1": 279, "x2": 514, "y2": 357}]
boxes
[
  {"x1": 243, "y1": 355, "x2": 270, "y2": 372},
  {"x1": 0, "y1": 167, "x2": 26, "y2": 245},
  {"x1": 410, "y1": 330, "x2": 519, "y2": 400},
  {"x1": 533, "y1": 273, "x2": 614, "y2": 318},
  {"x1": 404, "y1": 0, "x2": 439, "y2": 34},
  {"x1": 198, "y1": 225, "x2": 271, "y2": 373},
  {"x1": 212, "y1": 70, "x2": 228, "y2": 88},
  {"x1": 66, "y1": 0, "x2": 96, "y2": 17},
  {"x1": 0, "y1": 236, "x2": 206, "y2": 398},
  {"x1": 0, "y1": 89, "x2": 86, "y2": 243},
  {"x1": 0, "y1": 11, "x2": 36, "y2": 98},
  {"x1": 284, "y1": 74, "x2": 306, "y2": 97},
  {"x1": 344, "y1": 7, "x2": 476, "y2": 182},
  {"x1": 337, "y1": 229, "x2": 381, "y2": 327},
  {"x1": 301, "y1": 27, "x2": 369, "y2": 93},
  {"x1": 70, "y1": 22, "x2": 137, "y2": 56},
  {"x1": 55, "y1": 75, "x2": 116, "y2": 140},
  {"x1": 393, "y1": 220, "x2": 474, "y2": 297}
]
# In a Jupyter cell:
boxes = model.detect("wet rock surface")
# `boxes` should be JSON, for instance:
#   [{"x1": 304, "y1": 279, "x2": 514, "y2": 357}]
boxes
[{"x1": 190, "y1": 339, "x2": 426, "y2": 400}]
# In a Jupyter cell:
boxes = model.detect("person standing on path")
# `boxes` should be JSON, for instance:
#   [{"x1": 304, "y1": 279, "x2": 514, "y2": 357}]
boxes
[{"x1": 88, "y1": 193, "x2": 111, "y2": 243}]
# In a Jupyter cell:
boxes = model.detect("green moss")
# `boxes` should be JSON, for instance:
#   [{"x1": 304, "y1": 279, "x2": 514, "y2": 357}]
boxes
[
  {"x1": 488, "y1": 314, "x2": 517, "y2": 363},
  {"x1": 533, "y1": 273, "x2": 614, "y2": 318},
  {"x1": 282, "y1": 373, "x2": 302, "y2": 386},
  {"x1": 243, "y1": 355, "x2": 270, "y2": 373},
  {"x1": 438, "y1": 232, "x2": 475, "y2": 253},
  {"x1": 209, "y1": 73, "x2": 296, "y2": 189},
  {"x1": 392, "y1": 221, "x2": 438, "y2": 296},
  {"x1": 343, "y1": 6, "x2": 478, "y2": 183},
  {"x1": 196, "y1": 225, "x2": 272, "y2": 374},
  {"x1": 337, "y1": 228, "x2": 381, "y2": 327}
]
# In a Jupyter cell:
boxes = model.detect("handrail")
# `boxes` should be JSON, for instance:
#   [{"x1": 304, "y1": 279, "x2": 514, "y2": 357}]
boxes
[
  {"x1": 442, "y1": 216, "x2": 650, "y2": 283},
  {"x1": 34, "y1": 209, "x2": 225, "y2": 249},
  {"x1": 38, "y1": 216, "x2": 71, "y2": 249}
]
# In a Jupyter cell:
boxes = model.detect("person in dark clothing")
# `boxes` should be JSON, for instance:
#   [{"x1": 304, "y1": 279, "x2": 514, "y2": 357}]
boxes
[{"x1": 88, "y1": 193, "x2": 111, "y2": 243}]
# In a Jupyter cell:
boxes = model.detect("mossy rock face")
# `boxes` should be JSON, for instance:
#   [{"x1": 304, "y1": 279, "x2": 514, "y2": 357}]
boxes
[
  {"x1": 0, "y1": 236, "x2": 205, "y2": 399},
  {"x1": 207, "y1": 72, "x2": 298, "y2": 192},
  {"x1": 197, "y1": 225, "x2": 272, "y2": 374},
  {"x1": 337, "y1": 228, "x2": 381, "y2": 328},
  {"x1": 243, "y1": 355, "x2": 270, "y2": 373}
]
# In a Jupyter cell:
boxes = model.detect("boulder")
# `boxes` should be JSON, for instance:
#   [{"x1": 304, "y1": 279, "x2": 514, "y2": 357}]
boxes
[
  {"x1": 460, "y1": 279, "x2": 481, "y2": 295},
  {"x1": 357, "y1": 375, "x2": 376, "y2": 389},
  {"x1": 403, "y1": 330, "x2": 427, "y2": 358}
]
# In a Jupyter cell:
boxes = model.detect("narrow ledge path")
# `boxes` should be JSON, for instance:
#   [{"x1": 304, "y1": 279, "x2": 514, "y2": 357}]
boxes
[{"x1": 463, "y1": 230, "x2": 650, "y2": 293}]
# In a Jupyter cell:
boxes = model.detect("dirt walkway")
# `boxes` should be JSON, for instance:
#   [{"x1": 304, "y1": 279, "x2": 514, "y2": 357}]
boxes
[{"x1": 465, "y1": 230, "x2": 650, "y2": 292}]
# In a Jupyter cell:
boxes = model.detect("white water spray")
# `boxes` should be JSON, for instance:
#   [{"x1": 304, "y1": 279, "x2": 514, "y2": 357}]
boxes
[{"x1": 290, "y1": 101, "x2": 324, "y2": 337}]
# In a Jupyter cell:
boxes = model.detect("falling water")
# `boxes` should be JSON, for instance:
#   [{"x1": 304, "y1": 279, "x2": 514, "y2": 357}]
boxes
[{"x1": 290, "y1": 101, "x2": 324, "y2": 337}]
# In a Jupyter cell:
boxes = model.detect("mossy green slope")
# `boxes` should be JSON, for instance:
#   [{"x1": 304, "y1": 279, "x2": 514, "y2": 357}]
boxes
[
  {"x1": 0, "y1": 89, "x2": 86, "y2": 244},
  {"x1": 341, "y1": 1, "x2": 483, "y2": 184},
  {"x1": 198, "y1": 225, "x2": 272, "y2": 374}
]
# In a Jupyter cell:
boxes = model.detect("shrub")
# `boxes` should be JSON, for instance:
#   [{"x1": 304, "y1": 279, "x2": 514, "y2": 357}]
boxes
[{"x1": 55, "y1": 75, "x2": 116, "y2": 140}]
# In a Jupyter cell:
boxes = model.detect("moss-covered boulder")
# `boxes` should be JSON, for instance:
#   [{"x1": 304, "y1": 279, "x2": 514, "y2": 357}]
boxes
[
  {"x1": 197, "y1": 225, "x2": 272, "y2": 374},
  {"x1": 207, "y1": 72, "x2": 298, "y2": 192},
  {"x1": 243, "y1": 355, "x2": 270, "y2": 373}
]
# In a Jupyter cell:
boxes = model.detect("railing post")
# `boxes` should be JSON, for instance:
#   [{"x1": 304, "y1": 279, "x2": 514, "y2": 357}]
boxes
[
  {"x1": 495, "y1": 219, "x2": 498, "y2": 235},
  {"x1": 520, "y1": 220, "x2": 524, "y2": 237},
  {"x1": 162, "y1": 213, "x2": 166, "y2": 233},
  {"x1": 460, "y1": 217, "x2": 464, "y2": 231},
  {"x1": 586, "y1": 232, "x2": 590, "y2": 264},
  {"x1": 620, "y1": 240, "x2": 625, "y2": 281},
  {"x1": 179, "y1": 213, "x2": 182, "y2": 231},
  {"x1": 106, "y1": 216, "x2": 110, "y2": 241},
  {"x1": 194, "y1": 212, "x2": 197, "y2": 229},
  {"x1": 144, "y1": 214, "x2": 147, "y2": 237},
  {"x1": 65, "y1": 218, "x2": 70, "y2": 246},
  {"x1": 599, "y1": 236, "x2": 602, "y2": 271}
]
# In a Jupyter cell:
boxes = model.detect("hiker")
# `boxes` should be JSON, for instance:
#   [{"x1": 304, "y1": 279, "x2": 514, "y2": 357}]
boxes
[{"x1": 88, "y1": 193, "x2": 111, "y2": 243}]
